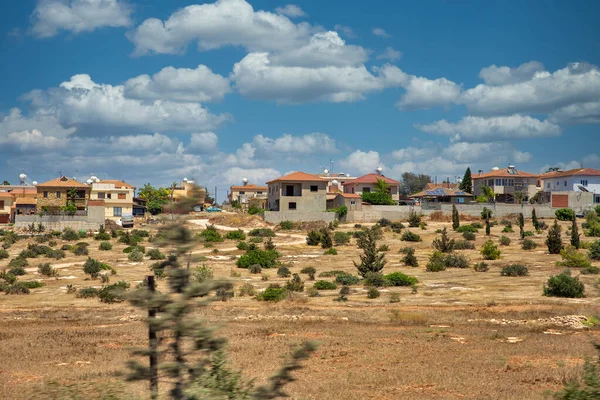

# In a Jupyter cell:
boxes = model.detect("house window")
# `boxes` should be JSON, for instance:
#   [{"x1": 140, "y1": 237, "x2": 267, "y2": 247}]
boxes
[
  {"x1": 98, "y1": 192, "x2": 105, "y2": 199},
  {"x1": 456, "y1": 198, "x2": 465, "y2": 204},
  {"x1": 564, "y1": 181, "x2": 567, "y2": 187},
  {"x1": 56, "y1": 191, "x2": 61, "y2": 198},
  {"x1": 239, "y1": 191, "x2": 245, "y2": 195},
  {"x1": 43, "y1": 191, "x2": 48, "y2": 198},
  {"x1": 488, "y1": 179, "x2": 494, "y2": 186},
  {"x1": 310, "y1": 185, "x2": 318, "y2": 192},
  {"x1": 495, "y1": 179, "x2": 502, "y2": 186},
  {"x1": 118, "y1": 193, "x2": 126, "y2": 200},
  {"x1": 288, "y1": 202, "x2": 297, "y2": 210},
  {"x1": 352, "y1": 188, "x2": 355, "y2": 194},
  {"x1": 363, "y1": 187, "x2": 370, "y2": 193},
  {"x1": 581, "y1": 180, "x2": 588, "y2": 186},
  {"x1": 113, "y1": 207, "x2": 122, "y2": 217},
  {"x1": 0, "y1": 201, "x2": 4, "y2": 208},
  {"x1": 595, "y1": 195, "x2": 600, "y2": 204},
  {"x1": 350, "y1": 200, "x2": 356, "y2": 205},
  {"x1": 547, "y1": 183, "x2": 550, "y2": 189},
  {"x1": 257, "y1": 191, "x2": 263, "y2": 195}
]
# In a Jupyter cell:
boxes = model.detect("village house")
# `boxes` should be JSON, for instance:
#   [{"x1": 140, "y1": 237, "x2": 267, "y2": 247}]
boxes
[
  {"x1": 35, "y1": 176, "x2": 90, "y2": 213},
  {"x1": 172, "y1": 179, "x2": 206, "y2": 206},
  {"x1": 343, "y1": 170, "x2": 401, "y2": 203},
  {"x1": 472, "y1": 165, "x2": 538, "y2": 203},
  {"x1": 90, "y1": 179, "x2": 136, "y2": 220},
  {"x1": 0, "y1": 192, "x2": 13, "y2": 224},
  {"x1": 228, "y1": 179, "x2": 268, "y2": 209},
  {"x1": 410, "y1": 183, "x2": 474, "y2": 204},
  {"x1": 267, "y1": 172, "x2": 328, "y2": 212},
  {"x1": 536, "y1": 168, "x2": 600, "y2": 208}
]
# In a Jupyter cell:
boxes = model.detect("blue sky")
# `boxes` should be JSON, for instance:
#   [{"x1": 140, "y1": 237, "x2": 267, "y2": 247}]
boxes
[{"x1": 1, "y1": 0, "x2": 599, "y2": 200}]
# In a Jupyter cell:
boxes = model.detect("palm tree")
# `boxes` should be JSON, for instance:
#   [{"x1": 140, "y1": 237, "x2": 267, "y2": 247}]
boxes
[
  {"x1": 514, "y1": 191, "x2": 525, "y2": 204},
  {"x1": 374, "y1": 178, "x2": 390, "y2": 195},
  {"x1": 481, "y1": 185, "x2": 495, "y2": 203}
]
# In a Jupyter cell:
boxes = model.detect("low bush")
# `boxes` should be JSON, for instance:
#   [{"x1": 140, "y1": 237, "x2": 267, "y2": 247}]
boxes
[
  {"x1": 522, "y1": 239, "x2": 537, "y2": 250},
  {"x1": 426, "y1": 251, "x2": 446, "y2": 272},
  {"x1": 471, "y1": 222, "x2": 484, "y2": 229},
  {"x1": 249, "y1": 237, "x2": 263, "y2": 244},
  {"x1": 306, "y1": 230, "x2": 322, "y2": 246},
  {"x1": 128, "y1": 250, "x2": 144, "y2": 262},
  {"x1": 38, "y1": 263, "x2": 58, "y2": 277},
  {"x1": 335, "y1": 273, "x2": 360, "y2": 286},
  {"x1": 333, "y1": 231, "x2": 351, "y2": 246},
  {"x1": 8, "y1": 257, "x2": 28, "y2": 268},
  {"x1": 72, "y1": 244, "x2": 89, "y2": 256},
  {"x1": 385, "y1": 272, "x2": 418, "y2": 286},
  {"x1": 198, "y1": 228, "x2": 224, "y2": 243},
  {"x1": 248, "y1": 228, "x2": 275, "y2": 237},
  {"x1": 407, "y1": 211, "x2": 421, "y2": 228},
  {"x1": 462, "y1": 231, "x2": 476, "y2": 241},
  {"x1": 543, "y1": 270, "x2": 584, "y2": 298},
  {"x1": 367, "y1": 287, "x2": 381, "y2": 299},
  {"x1": 46, "y1": 249, "x2": 65, "y2": 260},
  {"x1": 225, "y1": 230, "x2": 246, "y2": 241},
  {"x1": 590, "y1": 240, "x2": 600, "y2": 260},
  {"x1": 94, "y1": 226, "x2": 111, "y2": 241},
  {"x1": 319, "y1": 270, "x2": 345, "y2": 277},
  {"x1": 300, "y1": 267, "x2": 316, "y2": 280},
  {"x1": 9, "y1": 266, "x2": 26, "y2": 276},
  {"x1": 83, "y1": 257, "x2": 103, "y2": 279},
  {"x1": 99, "y1": 241, "x2": 112, "y2": 251},
  {"x1": 363, "y1": 272, "x2": 387, "y2": 287},
  {"x1": 279, "y1": 220, "x2": 294, "y2": 230},
  {"x1": 401, "y1": 231, "x2": 422, "y2": 242},
  {"x1": 555, "y1": 208, "x2": 575, "y2": 221},
  {"x1": 580, "y1": 266, "x2": 600, "y2": 275},
  {"x1": 237, "y1": 242, "x2": 256, "y2": 251},
  {"x1": 236, "y1": 249, "x2": 280, "y2": 269},
  {"x1": 98, "y1": 280, "x2": 130, "y2": 303},
  {"x1": 402, "y1": 247, "x2": 419, "y2": 267},
  {"x1": 444, "y1": 253, "x2": 469, "y2": 269},
  {"x1": 285, "y1": 274, "x2": 304, "y2": 292},
  {"x1": 314, "y1": 280, "x2": 337, "y2": 290},
  {"x1": 193, "y1": 265, "x2": 214, "y2": 283},
  {"x1": 502, "y1": 226, "x2": 514, "y2": 233},
  {"x1": 19, "y1": 280, "x2": 45, "y2": 289},
  {"x1": 323, "y1": 247, "x2": 338, "y2": 256},
  {"x1": 238, "y1": 283, "x2": 256, "y2": 297},
  {"x1": 474, "y1": 262, "x2": 489, "y2": 272},
  {"x1": 389, "y1": 292, "x2": 401, "y2": 303},
  {"x1": 481, "y1": 240, "x2": 501, "y2": 260},
  {"x1": 61, "y1": 244, "x2": 73, "y2": 251},
  {"x1": 61, "y1": 228, "x2": 79, "y2": 241},
  {"x1": 523, "y1": 231, "x2": 534, "y2": 237},
  {"x1": 77, "y1": 287, "x2": 99, "y2": 298},
  {"x1": 499, "y1": 236, "x2": 511, "y2": 246},
  {"x1": 377, "y1": 218, "x2": 392, "y2": 227},
  {"x1": 457, "y1": 225, "x2": 478, "y2": 233},
  {"x1": 500, "y1": 264, "x2": 529, "y2": 276},
  {"x1": 19, "y1": 249, "x2": 38, "y2": 259},
  {"x1": 257, "y1": 285, "x2": 286, "y2": 301},
  {"x1": 556, "y1": 245, "x2": 591, "y2": 268},
  {"x1": 146, "y1": 248, "x2": 165, "y2": 260},
  {"x1": 277, "y1": 266, "x2": 291, "y2": 278},
  {"x1": 0, "y1": 271, "x2": 17, "y2": 284},
  {"x1": 0, "y1": 249, "x2": 9, "y2": 259},
  {"x1": 453, "y1": 240, "x2": 475, "y2": 250},
  {"x1": 377, "y1": 244, "x2": 390, "y2": 252},
  {"x1": 248, "y1": 264, "x2": 262, "y2": 274}
]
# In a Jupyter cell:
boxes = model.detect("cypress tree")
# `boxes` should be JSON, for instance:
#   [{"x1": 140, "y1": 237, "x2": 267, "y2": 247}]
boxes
[
  {"x1": 459, "y1": 167, "x2": 473, "y2": 194},
  {"x1": 320, "y1": 227, "x2": 333, "y2": 249},
  {"x1": 485, "y1": 213, "x2": 491, "y2": 236},
  {"x1": 571, "y1": 215, "x2": 580, "y2": 249},
  {"x1": 353, "y1": 229, "x2": 386, "y2": 277},
  {"x1": 546, "y1": 220, "x2": 563, "y2": 254},
  {"x1": 452, "y1": 205, "x2": 460, "y2": 231},
  {"x1": 532, "y1": 208, "x2": 539, "y2": 230},
  {"x1": 518, "y1": 213, "x2": 525, "y2": 240}
]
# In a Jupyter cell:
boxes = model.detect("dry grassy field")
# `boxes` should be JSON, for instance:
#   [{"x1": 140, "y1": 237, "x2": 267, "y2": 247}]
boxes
[{"x1": 1, "y1": 214, "x2": 599, "y2": 400}]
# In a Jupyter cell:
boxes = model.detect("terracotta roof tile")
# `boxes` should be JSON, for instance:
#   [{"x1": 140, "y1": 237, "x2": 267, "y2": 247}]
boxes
[
  {"x1": 337, "y1": 193, "x2": 361, "y2": 199},
  {"x1": 37, "y1": 176, "x2": 89, "y2": 188},
  {"x1": 545, "y1": 168, "x2": 600, "y2": 178},
  {"x1": 99, "y1": 180, "x2": 135, "y2": 189},
  {"x1": 0, "y1": 193, "x2": 13, "y2": 198},
  {"x1": 266, "y1": 171, "x2": 327, "y2": 184},
  {"x1": 230, "y1": 184, "x2": 267, "y2": 191},
  {"x1": 15, "y1": 197, "x2": 37, "y2": 205},
  {"x1": 425, "y1": 183, "x2": 458, "y2": 190},
  {"x1": 473, "y1": 168, "x2": 536, "y2": 179},
  {"x1": 347, "y1": 173, "x2": 401, "y2": 185}
]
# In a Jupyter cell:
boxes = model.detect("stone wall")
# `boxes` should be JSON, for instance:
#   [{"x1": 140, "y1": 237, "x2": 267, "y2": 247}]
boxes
[
  {"x1": 263, "y1": 211, "x2": 336, "y2": 224},
  {"x1": 14, "y1": 205, "x2": 106, "y2": 230}
]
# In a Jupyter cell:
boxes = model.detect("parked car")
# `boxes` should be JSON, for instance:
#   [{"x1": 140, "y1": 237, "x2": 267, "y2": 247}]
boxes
[
  {"x1": 120, "y1": 214, "x2": 134, "y2": 228},
  {"x1": 193, "y1": 206, "x2": 202, "y2": 212},
  {"x1": 206, "y1": 206, "x2": 222, "y2": 213}
]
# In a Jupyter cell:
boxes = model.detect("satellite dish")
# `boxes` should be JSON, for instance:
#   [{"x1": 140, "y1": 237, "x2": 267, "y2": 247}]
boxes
[
  {"x1": 87, "y1": 179, "x2": 93, "y2": 184},
  {"x1": 32, "y1": 181, "x2": 38, "y2": 186},
  {"x1": 183, "y1": 177, "x2": 188, "y2": 182},
  {"x1": 323, "y1": 169, "x2": 329, "y2": 174},
  {"x1": 331, "y1": 180, "x2": 339, "y2": 186},
  {"x1": 19, "y1": 173, "x2": 27, "y2": 180},
  {"x1": 492, "y1": 167, "x2": 499, "y2": 171},
  {"x1": 376, "y1": 167, "x2": 383, "y2": 173},
  {"x1": 242, "y1": 178, "x2": 248, "y2": 183}
]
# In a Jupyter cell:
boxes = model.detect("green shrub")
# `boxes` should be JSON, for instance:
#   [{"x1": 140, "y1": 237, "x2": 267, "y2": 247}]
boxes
[
  {"x1": 0, "y1": 249, "x2": 9, "y2": 259},
  {"x1": 333, "y1": 231, "x2": 351, "y2": 246},
  {"x1": 128, "y1": 250, "x2": 144, "y2": 262},
  {"x1": 193, "y1": 265, "x2": 214, "y2": 283},
  {"x1": 248, "y1": 228, "x2": 275, "y2": 237},
  {"x1": 389, "y1": 292, "x2": 401, "y2": 303},
  {"x1": 94, "y1": 226, "x2": 111, "y2": 241},
  {"x1": 285, "y1": 274, "x2": 304, "y2": 292},
  {"x1": 131, "y1": 229, "x2": 149, "y2": 238},
  {"x1": 580, "y1": 266, "x2": 600, "y2": 275},
  {"x1": 248, "y1": 264, "x2": 262, "y2": 274},
  {"x1": 407, "y1": 211, "x2": 421, "y2": 228},
  {"x1": 390, "y1": 222, "x2": 404, "y2": 233},
  {"x1": 9, "y1": 266, "x2": 26, "y2": 276},
  {"x1": 61, "y1": 244, "x2": 73, "y2": 251},
  {"x1": 402, "y1": 247, "x2": 419, "y2": 267},
  {"x1": 555, "y1": 208, "x2": 575, "y2": 221},
  {"x1": 457, "y1": 225, "x2": 478, "y2": 233},
  {"x1": 0, "y1": 271, "x2": 17, "y2": 284},
  {"x1": 19, "y1": 280, "x2": 45, "y2": 289},
  {"x1": 61, "y1": 228, "x2": 79, "y2": 241},
  {"x1": 500, "y1": 264, "x2": 529, "y2": 276},
  {"x1": 462, "y1": 231, "x2": 476, "y2": 241},
  {"x1": 474, "y1": 262, "x2": 489, "y2": 272},
  {"x1": 78, "y1": 230, "x2": 87, "y2": 239},
  {"x1": 499, "y1": 236, "x2": 511, "y2": 246},
  {"x1": 146, "y1": 248, "x2": 165, "y2": 260},
  {"x1": 257, "y1": 285, "x2": 286, "y2": 301},
  {"x1": 320, "y1": 228, "x2": 333, "y2": 249},
  {"x1": 8, "y1": 257, "x2": 28, "y2": 268},
  {"x1": 426, "y1": 251, "x2": 446, "y2": 272},
  {"x1": 522, "y1": 239, "x2": 537, "y2": 250},
  {"x1": 46, "y1": 249, "x2": 65, "y2": 260},
  {"x1": 432, "y1": 228, "x2": 454, "y2": 252},
  {"x1": 237, "y1": 241, "x2": 256, "y2": 251},
  {"x1": 77, "y1": 287, "x2": 99, "y2": 298},
  {"x1": 236, "y1": 249, "x2": 280, "y2": 269},
  {"x1": 378, "y1": 218, "x2": 392, "y2": 227},
  {"x1": 589, "y1": 240, "x2": 600, "y2": 260},
  {"x1": 277, "y1": 266, "x2": 291, "y2": 278},
  {"x1": 471, "y1": 222, "x2": 484, "y2": 229},
  {"x1": 38, "y1": 263, "x2": 57, "y2": 277},
  {"x1": 367, "y1": 287, "x2": 380, "y2": 299},
  {"x1": 556, "y1": 245, "x2": 591, "y2": 268},
  {"x1": 306, "y1": 230, "x2": 322, "y2": 246},
  {"x1": 385, "y1": 272, "x2": 418, "y2": 286},
  {"x1": 99, "y1": 241, "x2": 113, "y2": 251},
  {"x1": 337, "y1": 285, "x2": 350, "y2": 301},
  {"x1": 363, "y1": 272, "x2": 386, "y2": 287},
  {"x1": 335, "y1": 273, "x2": 360, "y2": 286},
  {"x1": 238, "y1": 283, "x2": 256, "y2": 297},
  {"x1": 247, "y1": 205, "x2": 263, "y2": 215},
  {"x1": 72, "y1": 244, "x2": 89, "y2": 256},
  {"x1": 98, "y1": 280, "x2": 130, "y2": 303},
  {"x1": 502, "y1": 226, "x2": 514, "y2": 233},
  {"x1": 225, "y1": 230, "x2": 246, "y2": 241},
  {"x1": 401, "y1": 231, "x2": 422, "y2": 242},
  {"x1": 279, "y1": 220, "x2": 294, "y2": 230},
  {"x1": 300, "y1": 267, "x2": 316, "y2": 280},
  {"x1": 19, "y1": 249, "x2": 38, "y2": 259},
  {"x1": 453, "y1": 240, "x2": 475, "y2": 250},
  {"x1": 543, "y1": 270, "x2": 584, "y2": 298},
  {"x1": 319, "y1": 270, "x2": 345, "y2": 277},
  {"x1": 83, "y1": 257, "x2": 103, "y2": 279},
  {"x1": 481, "y1": 240, "x2": 501, "y2": 260},
  {"x1": 444, "y1": 253, "x2": 469, "y2": 268},
  {"x1": 481, "y1": 208, "x2": 492, "y2": 219},
  {"x1": 314, "y1": 280, "x2": 337, "y2": 290},
  {"x1": 123, "y1": 245, "x2": 145, "y2": 254},
  {"x1": 249, "y1": 237, "x2": 263, "y2": 244},
  {"x1": 199, "y1": 228, "x2": 224, "y2": 243}
]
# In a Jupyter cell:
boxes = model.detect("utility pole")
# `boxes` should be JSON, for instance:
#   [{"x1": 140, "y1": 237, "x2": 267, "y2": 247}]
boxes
[{"x1": 214, "y1": 185, "x2": 217, "y2": 205}]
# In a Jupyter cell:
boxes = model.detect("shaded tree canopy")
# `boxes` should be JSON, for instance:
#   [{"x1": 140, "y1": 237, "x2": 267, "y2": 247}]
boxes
[{"x1": 399, "y1": 173, "x2": 431, "y2": 196}]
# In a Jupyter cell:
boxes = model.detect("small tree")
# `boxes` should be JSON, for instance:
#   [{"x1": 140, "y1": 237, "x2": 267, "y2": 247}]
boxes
[
  {"x1": 543, "y1": 270, "x2": 585, "y2": 298},
  {"x1": 518, "y1": 213, "x2": 525, "y2": 240},
  {"x1": 546, "y1": 220, "x2": 563, "y2": 254},
  {"x1": 432, "y1": 228, "x2": 455, "y2": 253},
  {"x1": 402, "y1": 248, "x2": 419, "y2": 267},
  {"x1": 320, "y1": 228, "x2": 333, "y2": 249},
  {"x1": 353, "y1": 229, "x2": 386, "y2": 278},
  {"x1": 571, "y1": 215, "x2": 580, "y2": 249},
  {"x1": 459, "y1": 167, "x2": 472, "y2": 194},
  {"x1": 481, "y1": 240, "x2": 501, "y2": 260},
  {"x1": 407, "y1": 210, "x2": 421, "y2": 227},
  {"x1": 452, "y1": 205, "x2": 460, "y2": 231},
  {"x1": 532, "y1": 208, "x2": 539, "y2": 230},
  {"x1": 83, "y1": 257, "x2": 102, "y2": 279},
  {"x1": 485, "y1": 213, "x2": 491, "y2": 236}
]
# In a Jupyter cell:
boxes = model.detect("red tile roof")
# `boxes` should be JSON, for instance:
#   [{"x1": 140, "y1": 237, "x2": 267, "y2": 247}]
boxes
[
  {"x1": 474, "y1": 168, "x2": 536, "y2": 179},
  {"x1": 337, "y1": 193, "x2": 361, "y2": 199},
  {"x1": 15, "y1": 197, "x2": 37, "y2": 205},
  {"x1": 346, "y1": 173, "x2": 401, "y2": 185},
  {"x1": 0, "y1": 193, "x2": 13, "y2": 198},
  {"x1": 544, "y1": 168, "x2": 600, "y2": 178},
  {"x1": 230, "y1": 184, "x2": 267, "y2": 191},
  {"x1": 266, "y1": 171, "x2": 327, "y2": 184},
  {"x1": 99, "y1": 180, "x2": 135, "y2": 189},
  {"x1": 37, "y1": 176, "x2": 89, "y2": 188}
]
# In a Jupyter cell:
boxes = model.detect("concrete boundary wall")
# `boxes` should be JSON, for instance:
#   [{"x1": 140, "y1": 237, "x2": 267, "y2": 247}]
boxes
[
  {"x1": 14, "y1": 206, "x2": 105, "y2": 230},
  {"x1": 263, "y1": 211, "x2": 336, "y2": 224},
  {"x1": 424, "y1": 203, "x2": 556, "y2": 218}
]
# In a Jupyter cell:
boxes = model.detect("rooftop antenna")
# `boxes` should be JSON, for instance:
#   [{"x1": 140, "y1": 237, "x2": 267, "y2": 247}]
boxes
[
  {"x1": 18, "y1": 173, "x2": 27, "y2": 186},
  {"x1": 376, "y1": 166, "x2": 383, "y2": 175},
  {"x1": 242, "y1": 178, "x2": 248, "y2": 186}
]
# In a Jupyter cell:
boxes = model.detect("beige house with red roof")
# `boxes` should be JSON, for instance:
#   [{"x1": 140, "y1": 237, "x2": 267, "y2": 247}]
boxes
[
  {"x1": 473, "y1": 166, "x2": 538, "y2": 203},
  {"x1": 228, "y1": 181, "x2": 267, "y2": 209},
  {"x1": 36, "y1": 176, "x2": 91, "y2": 213},
  {"x1": 343, "y1": 172, "x2": 401, "y2": 203},
  {"x1": 90, "y1": 179, "x2": 136, "y2": 220},
  {"x1": 0, "y1": 192, "x2": 13, "y2": 223},
  {"x1": 266, "y1": 172, "x2": 328, "y2": 212}
]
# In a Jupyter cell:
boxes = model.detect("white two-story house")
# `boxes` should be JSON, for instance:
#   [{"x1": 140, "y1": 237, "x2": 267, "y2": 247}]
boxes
[{"x1": 540, "y1": 168, "x2": 600, "y2": 204}]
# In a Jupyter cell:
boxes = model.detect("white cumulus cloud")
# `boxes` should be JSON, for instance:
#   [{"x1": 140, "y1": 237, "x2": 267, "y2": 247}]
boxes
[
  {"x1": 372, "y1": 27, "x2": 390, "y2": 38},
  {"x1": 376, "y1": 47, "x2": 402, "y2": 61},
  {"x1": 339, "y1": 150, "x2": 384, "y2": 175},
  {"x1": 275, "y1": 4, "x2": 306, "y2": 18},
  {"x1": 479, "y1": 61, "x2": 545, "y2": 86}
]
